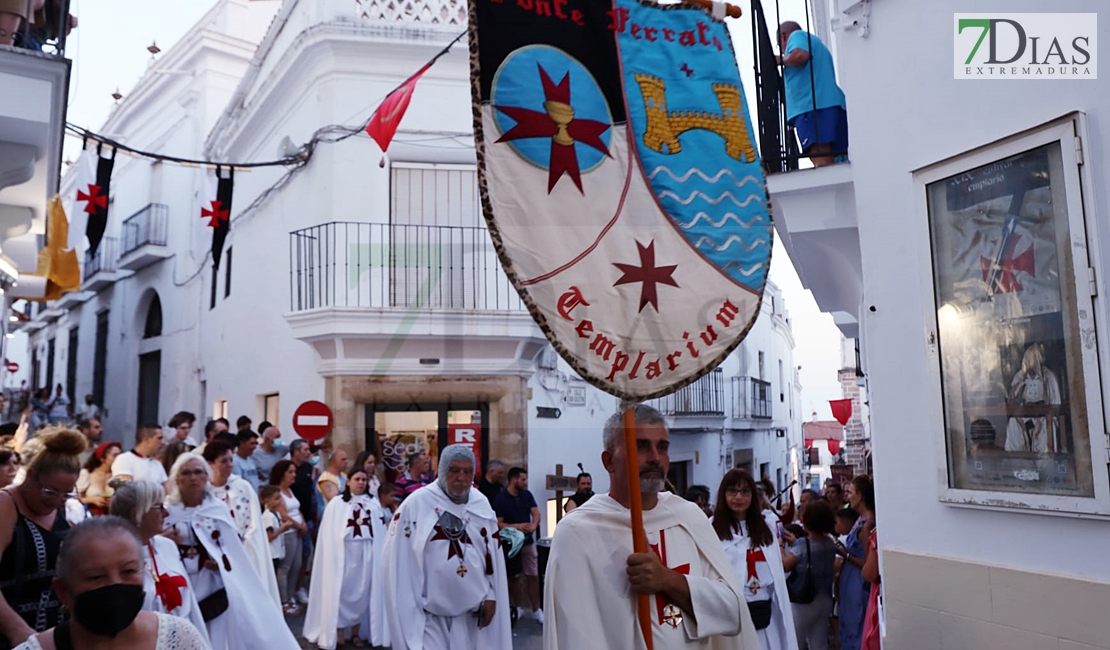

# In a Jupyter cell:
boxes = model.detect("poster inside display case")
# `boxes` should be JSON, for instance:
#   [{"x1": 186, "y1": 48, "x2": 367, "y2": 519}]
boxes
[{"x1": 927, "y1": 142, "x2": 1095, "y2": 497}]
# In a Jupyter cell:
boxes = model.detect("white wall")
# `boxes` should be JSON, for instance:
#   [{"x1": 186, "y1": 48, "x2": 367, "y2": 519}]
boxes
[{"x1": 837, "y1": 0, "x2": 1110, "y2": 581}]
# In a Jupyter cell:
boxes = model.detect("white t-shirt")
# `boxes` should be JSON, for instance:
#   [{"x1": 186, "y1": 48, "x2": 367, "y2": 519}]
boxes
[
  {"x1": 111, "y1": 451, "x2": 168, "y2": 484},
  {"x1": 262, "y1": 509, "x2": 285, "y2": 559}
]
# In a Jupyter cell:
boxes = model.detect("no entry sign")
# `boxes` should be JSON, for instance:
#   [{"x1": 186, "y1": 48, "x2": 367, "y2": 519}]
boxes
[{"x1": 293, "y1": 400, "x2": 333, "y2": 442}]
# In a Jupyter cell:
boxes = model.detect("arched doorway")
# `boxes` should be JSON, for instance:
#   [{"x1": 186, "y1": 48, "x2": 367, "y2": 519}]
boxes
[{"x1": 137, "y1": 292, "x2": 162, "y2": 426}]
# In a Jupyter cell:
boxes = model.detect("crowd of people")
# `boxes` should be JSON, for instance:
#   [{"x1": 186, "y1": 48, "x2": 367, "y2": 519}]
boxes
[{"x1": 0, "y1": 398, "x2": 880, "y2": 650}]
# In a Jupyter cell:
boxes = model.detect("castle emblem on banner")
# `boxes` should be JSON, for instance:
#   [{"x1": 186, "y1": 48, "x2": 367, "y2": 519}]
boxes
[{"x1": 470, "y1": 0, "x2": 772, "y2": 400}]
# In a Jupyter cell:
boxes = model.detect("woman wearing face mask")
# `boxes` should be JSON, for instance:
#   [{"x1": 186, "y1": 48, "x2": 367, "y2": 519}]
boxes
[
  {"x1": 712, "y1": 469, "x2": 798, "y2": 650},
  {"x1": 0, "y1": 427, "x2": 84, "y2": 649},
  {"x1": 108, "y1": 481, "x2": 210, "y2": 647},
  {"x1": 303, "y1": 468, "x2": 389, "y2": 650},
  {"x1": 13, "y1": 516, "x2": 208, "y2": 650},
  {"x1": 165, "y1": 454, "x2": 300, "y2": 650},
  {"x1": 202, "y1": 440, "x2": 280, "y2": 609}
]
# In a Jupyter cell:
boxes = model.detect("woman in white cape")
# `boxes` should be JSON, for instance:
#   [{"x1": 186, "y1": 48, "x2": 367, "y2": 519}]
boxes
[
  {"x1": 109, "y1": 479, "x2": 212, "y2": 648},
  {"x1": 711, "y1": 469, "x2": 798, "y2": 650},
  {"x1": 303, "y1": 467, "x2": 389, "y2": 649},
  {"x1": 203, "y1": 439, "x2": 281, "y2": 606},
  {"x1": 165, "y1": 453, "x2": 300, "y2": 650}
]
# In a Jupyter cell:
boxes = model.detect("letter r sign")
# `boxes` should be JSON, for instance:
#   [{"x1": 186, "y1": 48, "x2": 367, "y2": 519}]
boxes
[{"x1": 447, "y1": 424, "x2": 483, "y2": 476}]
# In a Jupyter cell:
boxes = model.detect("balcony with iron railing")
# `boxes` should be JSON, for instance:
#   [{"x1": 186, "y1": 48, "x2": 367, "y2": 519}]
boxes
[
  {"x1": 289, "y1": 222, "x2": 525, "y2": 313},
  {"x1": 119, "y1": 203, "x2": 170, "y2": 270},
  {"x1": 285, "y1": 221, "x2": 542, "y2": 375},
  {"x1": 732, "y1": 376, "x2": 773, "y2": 420},
  {"x1": 83, "y1": 236, "x2": 120, "y2": 291},
  {"x1": 649, "y1": 369, "x2": 725, "y2": 417}
]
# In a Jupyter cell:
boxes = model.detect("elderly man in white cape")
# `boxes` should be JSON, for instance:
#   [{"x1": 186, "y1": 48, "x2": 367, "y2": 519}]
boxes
[
  {"x1": 544, "y1": 405, "x2": 760, "y2": 650},
  {"x1": 381, "y1": 444, "x2": 512, "y2": 649},
  {"x1": 165, "y1": 452, "x2": 301, "y2": 650}
]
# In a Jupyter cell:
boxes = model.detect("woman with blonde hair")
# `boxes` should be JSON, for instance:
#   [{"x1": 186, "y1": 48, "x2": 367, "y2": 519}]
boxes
[
  {"x1": 164, "y1": 453, "x2": 299, "y2": 650},
  {"x1": 0, "y1": 426, "x2": 85, "y2": 648},
  {"x1": 109, "y1": 480, "x2": 210, "y2": 646}
]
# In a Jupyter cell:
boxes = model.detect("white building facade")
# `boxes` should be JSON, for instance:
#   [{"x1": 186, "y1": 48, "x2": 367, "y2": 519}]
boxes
[
  {"x1": 769, "y1": 1, "x2": 1110, "y2": 648},
  {"x1": 16, "y1": 0, "x2": 805, "y2": 527}
]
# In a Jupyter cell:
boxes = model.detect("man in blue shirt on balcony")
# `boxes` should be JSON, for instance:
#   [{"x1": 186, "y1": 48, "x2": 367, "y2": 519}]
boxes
[{"x1": 777, "y1": 21, "x2": 848, "y2": 167}]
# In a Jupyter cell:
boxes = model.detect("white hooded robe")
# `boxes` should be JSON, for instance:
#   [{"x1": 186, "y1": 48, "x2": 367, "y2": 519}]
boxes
[
  {"x1": 303, "y1": 493, "x2": 390, "y2": 649},
  {"x1": 381, "y1": 482, "x2": 512, "y2": 650}
]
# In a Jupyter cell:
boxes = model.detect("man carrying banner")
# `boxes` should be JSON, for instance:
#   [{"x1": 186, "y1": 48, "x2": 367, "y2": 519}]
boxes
[{"x1": 544, "y1": 405, "x2": 759, "y2": 649}]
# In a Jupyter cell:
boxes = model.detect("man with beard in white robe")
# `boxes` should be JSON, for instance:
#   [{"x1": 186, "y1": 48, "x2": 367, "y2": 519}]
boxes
[
  {"x1": 381, "y1": 444, "x2": 512, "y2": 649},
  {"x1": 544, "y1": 405, "x2": 759, "y2": 650}
]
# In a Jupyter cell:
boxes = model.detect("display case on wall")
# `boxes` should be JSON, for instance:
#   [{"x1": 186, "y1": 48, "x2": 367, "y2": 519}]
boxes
[{"x1": 916, "y1": 115, "x2": 1110, "y2": 514}]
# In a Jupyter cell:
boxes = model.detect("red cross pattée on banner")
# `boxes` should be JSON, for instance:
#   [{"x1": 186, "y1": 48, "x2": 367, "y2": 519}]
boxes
[
  {"x1": 201, "y1": 200, "x2": 230, "y2": 228},
  {"x1": 648, "y1": 529, "x2": 689, "y2": 628},
  {"x1": 613, "y1": 240, "x2": 679, "y2": 313},
  {"x1": 77, "y1": 184, "x2": 107, "y2": 214}
]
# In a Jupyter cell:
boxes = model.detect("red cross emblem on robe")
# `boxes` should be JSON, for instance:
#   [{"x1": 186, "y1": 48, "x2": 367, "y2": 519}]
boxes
[
  {"x1": 430, "y1": 524, "x2": 473, "y2": 561},
  {"x1": 648, "y1": 529, "x2": 690, "y2": 627},
  {"x1": 155, "y1": 572, "x2": 189, "y2": 612}
]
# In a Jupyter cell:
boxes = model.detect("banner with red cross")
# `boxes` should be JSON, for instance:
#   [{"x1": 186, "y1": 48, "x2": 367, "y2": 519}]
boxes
[
  {"x1": 201, "y1": 166, "x2": 234, "y2": 270},
  {"x1": 469, "y1": 0, "x2": 772, "y2": 400},
  {"x1": 69, "y1": 143, "x2": 115, "y2": 256}
]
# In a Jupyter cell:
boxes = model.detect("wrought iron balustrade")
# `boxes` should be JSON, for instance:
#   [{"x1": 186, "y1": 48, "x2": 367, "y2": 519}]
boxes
[
  {"x1": 649, "y1": 368, "x2": 725, "y2": 416},
  {"x1": 84, "y1": 236, "x2": 118, "y2": 280},
  {"x1": 121, "y1": 203, "x2": 169, "y2": 256},
  {"x1": 288, "y1": 222, "x2": 525, "y2": 312},
  {"x1": 732, "y1": 376, "x2": 773, "y2": 420}
]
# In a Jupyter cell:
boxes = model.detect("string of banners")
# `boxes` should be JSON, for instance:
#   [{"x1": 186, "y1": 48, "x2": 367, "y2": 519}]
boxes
[{"x1": 60, "y1": 30, "x2": 466, "y2": 271}]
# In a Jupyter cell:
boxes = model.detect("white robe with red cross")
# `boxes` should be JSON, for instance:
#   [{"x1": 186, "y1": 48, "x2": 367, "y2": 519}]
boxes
[{"x1": 544, "y1": 492, "x2": 759, "y2": 650}]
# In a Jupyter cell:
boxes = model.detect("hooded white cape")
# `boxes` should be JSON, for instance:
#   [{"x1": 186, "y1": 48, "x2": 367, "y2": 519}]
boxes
[
  {"x1": 381, "y1": 483, "x2": 512, "y2": 650},
  {"x1": 165, "y1": 497, "x2": 300, "y2": 650},
  {"x1": 303, "y1": 493, "x2": 390, "y2": 649},
  {"x1": 544, "y1": 492, "x2": 759, "y2": 650},
  {"x1": 212, "y1": 475, "x2": 281, "y2": 607}
]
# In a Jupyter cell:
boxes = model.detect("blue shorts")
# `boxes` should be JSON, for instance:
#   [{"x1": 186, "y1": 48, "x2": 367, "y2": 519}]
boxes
[{"x1": 791, "y1": 106, "x2": 848, "y2": 155}]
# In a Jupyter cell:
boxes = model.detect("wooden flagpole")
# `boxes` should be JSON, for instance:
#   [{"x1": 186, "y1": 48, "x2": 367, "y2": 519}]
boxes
[
  {"x1": 622, "y1": 407, "x2": 653, "y2": 650},
  {"x1": 684, "y1": 0, "x2": 743, "y2": 19}
]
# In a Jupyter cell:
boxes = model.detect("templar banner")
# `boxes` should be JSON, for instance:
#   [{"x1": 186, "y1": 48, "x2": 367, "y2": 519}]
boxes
[{"x1": 470, "y1": 0, "x2": 771, "y2": 399}]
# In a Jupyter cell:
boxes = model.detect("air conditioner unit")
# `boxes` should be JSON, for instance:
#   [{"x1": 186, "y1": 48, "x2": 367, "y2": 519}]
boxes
[{"x1": 538, "y1": 347, "x2": 558, "y2": 370}]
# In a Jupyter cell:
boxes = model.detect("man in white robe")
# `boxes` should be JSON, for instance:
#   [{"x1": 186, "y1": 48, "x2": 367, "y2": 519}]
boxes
[
  {"x1": 544, "y1": 405, "x2": 759, "y2": 650},
  {"x1": 381, "y1": 444, "x2": 512, "y2": 649}
]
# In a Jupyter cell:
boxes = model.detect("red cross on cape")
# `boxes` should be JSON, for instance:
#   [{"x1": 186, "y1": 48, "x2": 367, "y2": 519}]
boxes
[{"x1": 648, "y1": 530, "x2": 690, "y2": 626}]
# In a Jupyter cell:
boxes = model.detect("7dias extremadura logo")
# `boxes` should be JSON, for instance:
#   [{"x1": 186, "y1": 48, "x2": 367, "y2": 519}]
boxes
[{"x1": 955, "y1": 14, "x2": 1096, "y2": 79}]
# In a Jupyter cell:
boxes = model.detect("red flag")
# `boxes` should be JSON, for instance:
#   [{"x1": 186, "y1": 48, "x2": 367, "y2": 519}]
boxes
[
  {"x1": 830, "y1": 399, "x2": 853, "y2": 426},
  {"x1": 366, "y1": 64, "x2": 429, "y2": 153}
]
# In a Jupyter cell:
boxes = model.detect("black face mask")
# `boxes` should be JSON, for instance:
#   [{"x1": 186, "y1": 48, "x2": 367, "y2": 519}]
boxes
[{"x1": 72, "y1": 583, "x2": 145, "y2": 638}]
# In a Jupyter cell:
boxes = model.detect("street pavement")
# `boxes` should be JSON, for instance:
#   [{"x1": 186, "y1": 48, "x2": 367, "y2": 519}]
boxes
[{"x1": 287, "y1": 610, "x2": 544, "y2": 649}]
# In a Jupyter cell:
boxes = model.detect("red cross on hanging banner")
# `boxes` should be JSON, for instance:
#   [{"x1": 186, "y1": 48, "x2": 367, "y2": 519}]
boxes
[
  {"x1": 201, "y1": 200, "x2": 229, "y2": 228},
  {"x1": 77, "y1": 184, "x2": 107, "y2": 214},
  {"x1": 648, "y1": 530, "x2": 690, "y2": 627}
]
